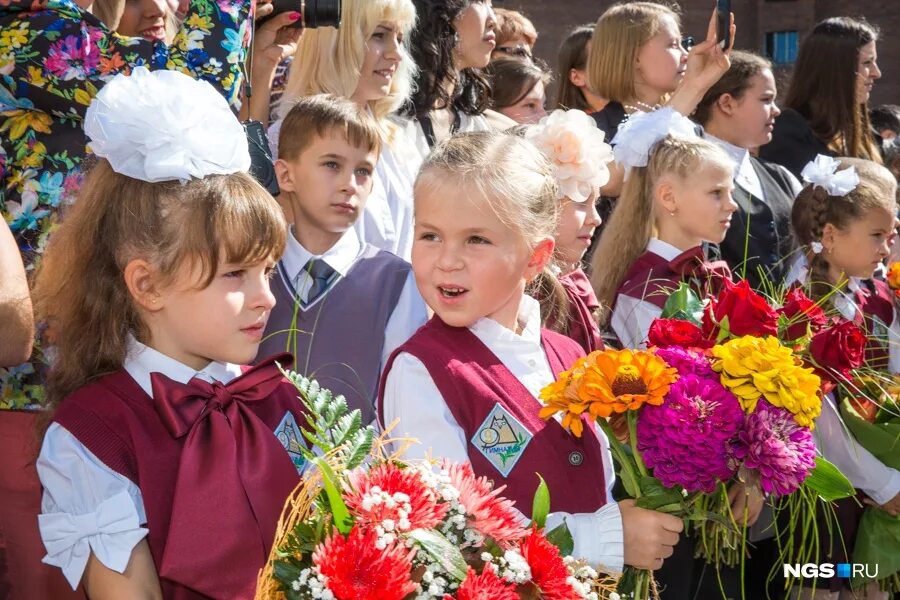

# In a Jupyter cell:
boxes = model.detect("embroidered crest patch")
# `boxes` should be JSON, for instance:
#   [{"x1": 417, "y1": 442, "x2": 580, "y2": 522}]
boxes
[
  {"x1": 275, "y1": 411, "x2": 306, "y2": 474},
  {"x1": 471, "y1": 405, "x2": 532, "y2": 478}
]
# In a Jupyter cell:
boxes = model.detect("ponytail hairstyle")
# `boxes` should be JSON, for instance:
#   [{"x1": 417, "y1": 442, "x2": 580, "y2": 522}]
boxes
[
  {"x1": 587, "y1": 2, "x2": 680, "y2": 104},
  {"x1": 785, "y1": 17, "x2": 881, "y2": 162},
  {"x1": 590, "y1": 136, "x2": 733, "y2": 321},
  {"x1": 32, "y1": 162, "x2": 286, "y2": 411},
  {"x1": 693, "y1": 51, "x2": 772, "y2": 127},
  {"x1": 553, "y1": 24, "x2": 595, "y2": 111},
  {"x1": 791, "y1": 157, "x2": 897, "y2": 302},
  {"x1": 414, "y1": 130, "x2": 567, "y2": 321}
]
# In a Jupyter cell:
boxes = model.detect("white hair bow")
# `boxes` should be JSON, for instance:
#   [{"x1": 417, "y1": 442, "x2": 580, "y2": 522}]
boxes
[
  {"x1": 525, "y1": 109, "x2": 614, "y2": 203},
  {"x1": 611, "y1": 107, "x2": 699, "y2": 174},
  {"x1": 85, "y1": 67, "x2": 251, "y2": 183},
  {"x1": 800, "y1": 155, "x2": 859, "y2": 197}
]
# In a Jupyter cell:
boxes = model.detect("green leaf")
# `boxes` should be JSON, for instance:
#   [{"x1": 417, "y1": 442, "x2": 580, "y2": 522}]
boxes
[
  {"x1": 310, "y1": 457, "x2": 352, "y2": 534},
  {"x1": 408, "y1": 529, "x2": 468, "y2": 581},
  {"x1": 545, "y1": 520, "x2": 575, "y2": 556},
  {"x1": 715, "y1": 315, "x2": 731, "y2": 343},
  {"x1": 660, "y1": 282, "x2": 703, "y2": 325},
  {"x1": 803, "y1": 456, "x2": 855, "y2": 501},
  {"x1": 531, "y1": 474, "x2": 550, "y2": 529}
]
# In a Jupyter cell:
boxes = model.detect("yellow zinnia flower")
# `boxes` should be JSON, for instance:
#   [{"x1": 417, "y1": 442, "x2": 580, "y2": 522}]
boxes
[
  {"x1": 712, "y1": 336, "x2": 822, "y2": 428},
  {"x1": 539, "y1": 349, "x2": 678, "y2": 436}
]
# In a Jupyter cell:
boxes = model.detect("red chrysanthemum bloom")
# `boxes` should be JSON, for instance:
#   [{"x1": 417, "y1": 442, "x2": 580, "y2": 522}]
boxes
[
  {"x1": 443, "y1": 461, "x2": 526, "y2": 547},
  {"x1": 445, "y1": 566, "x2": 519, "y2": 600},
  {"x1": 519, "y1": 527, "x2": 579, "y2": 600},
  {"x1": 312, "y1": 525, "x2": 417, "y2": 600},
  {"x1": 344, "y1": 462, "x2": 448, "y2": 532}
]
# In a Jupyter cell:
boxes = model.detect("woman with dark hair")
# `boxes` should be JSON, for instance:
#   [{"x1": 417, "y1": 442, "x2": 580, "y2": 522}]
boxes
[
  {"x1": 402, "y1": 0, "x2": 513, "y2": 156},
  {"x1": 760, "y1": 17, "x2": 883, "y2": 177},
  {"x1": 553, "y1": 24, "x2": 607, "y2": 113},
  {"x1": 694, "y1": 51, "x2": 802, "y2": 291},
  {"x1": 487, "y1": 57, "x2": 550, "y2": 124}
]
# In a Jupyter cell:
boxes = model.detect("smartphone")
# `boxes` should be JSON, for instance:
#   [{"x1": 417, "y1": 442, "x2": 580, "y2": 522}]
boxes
[{"x1": 716, "y1": 0, "x2": 731, "y2": 49}]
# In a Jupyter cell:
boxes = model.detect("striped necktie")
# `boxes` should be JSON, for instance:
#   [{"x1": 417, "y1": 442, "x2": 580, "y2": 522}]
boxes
[{"x1": 301, "y1": 258, "x2": 336, "y2": 305}]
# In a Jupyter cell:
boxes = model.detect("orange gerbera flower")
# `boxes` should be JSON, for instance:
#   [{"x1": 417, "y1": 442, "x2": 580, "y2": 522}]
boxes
[{"x1": 540, "y1": 349, "x2": 678, "y2": 436}]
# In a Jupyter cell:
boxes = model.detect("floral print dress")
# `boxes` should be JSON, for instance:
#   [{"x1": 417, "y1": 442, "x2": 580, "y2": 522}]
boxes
[{"x1": 0, "y1": 0, "x2": 251, "y2": 409}]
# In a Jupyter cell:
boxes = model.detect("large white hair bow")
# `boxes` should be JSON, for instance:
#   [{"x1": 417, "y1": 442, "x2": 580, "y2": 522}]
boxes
[
  {"x1": 611, "y1": 107, "x2": 698, "y2": 173},
  {"x1": 84, "y1": 67, "x2": 251, "y2": 183},
  {"x1": 800, "y1": 155, "x2": 859, "y2": 197},
  {"x1": 525, "y1": 109, "x2": 614, "y2": 202}
]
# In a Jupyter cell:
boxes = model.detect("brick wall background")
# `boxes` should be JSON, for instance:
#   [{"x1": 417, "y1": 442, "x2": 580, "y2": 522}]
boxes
[{"x1": 495, "y1": 0, "x2": 900, "y2": 107}]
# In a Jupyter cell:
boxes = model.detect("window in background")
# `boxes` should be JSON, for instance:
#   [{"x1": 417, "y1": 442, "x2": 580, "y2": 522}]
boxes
[{"x1": 765, "y1": 31, "x2": 799, "y2": 65}]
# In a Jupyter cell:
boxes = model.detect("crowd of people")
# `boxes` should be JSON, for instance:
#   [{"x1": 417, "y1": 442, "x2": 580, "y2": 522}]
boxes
[{"x1": 0, "y1": 0, "x2": 898, "y2": 598}]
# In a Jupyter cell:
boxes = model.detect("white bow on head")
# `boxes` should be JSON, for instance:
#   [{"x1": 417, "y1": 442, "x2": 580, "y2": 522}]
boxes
[
  {"x1": 525, "y1": 109, "x2": 614, "y2": 203},
  {"x1": 610, "y1": 107, "x2": 699, "y2": 174},
  {"x1": 84, "y1": 67, "x2": 251, "y2": 183},
  {"x1": 800, "y1": 155, "x2": 859, "y2": 197}
]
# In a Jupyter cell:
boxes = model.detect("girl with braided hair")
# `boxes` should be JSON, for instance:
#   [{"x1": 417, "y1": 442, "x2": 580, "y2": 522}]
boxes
[{"x1": 789, "y1": 155, "x2": 900, "y2": 600}]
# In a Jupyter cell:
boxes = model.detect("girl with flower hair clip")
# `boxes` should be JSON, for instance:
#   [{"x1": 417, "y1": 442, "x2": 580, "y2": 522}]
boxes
[
  {"x1": 379, "y1": 129, "x2": 685, "y2": 582},
  {"x1": 524, "y1": 108, "x2": 614, "y2": 353},
  {"x1": 31, "y1": 69, "x2": 310, "y2": 599},
  {"x1": 788, "y1": 154, "x2": 900, "y2": 600},
  {"x1": 590, "y1": 107, "x2": 738, "y2": 350}
]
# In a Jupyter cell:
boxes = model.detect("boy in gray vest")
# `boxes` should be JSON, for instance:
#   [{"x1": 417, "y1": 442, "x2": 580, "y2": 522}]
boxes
[{"x1": 260, "y1": 94, "x2": 427, "y2": 425}]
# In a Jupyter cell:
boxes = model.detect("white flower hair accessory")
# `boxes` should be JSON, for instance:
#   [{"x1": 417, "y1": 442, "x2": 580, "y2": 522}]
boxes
[
  {"x1": 611, "y1": 107, "x2": 699, "y2": 174},
  {"x1": 85, "y1": 67, "x2": 251, "y2": 183},
  {"x1": 524, "y1": 109, "x2": 614, "y2": 203},
  {"x1": 800, "y1": 155, "x2": 860, "y2": 197}
]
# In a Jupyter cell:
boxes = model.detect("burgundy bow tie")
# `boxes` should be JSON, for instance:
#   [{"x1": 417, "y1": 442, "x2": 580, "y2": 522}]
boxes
[
  {"x1": 668, "y1": 246, "x2": 732, "y2": 283},
  {"x1": 150, "y1": 353, "x2": 299, "y2": 598}
]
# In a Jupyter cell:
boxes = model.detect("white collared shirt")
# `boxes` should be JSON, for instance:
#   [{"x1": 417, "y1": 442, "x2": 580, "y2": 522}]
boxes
[
  {"x1": 382, "y1": 295, "x2": 624, "y2": 573},
  {"x1": 707, "y1": 134, "x2": 765, "y2": 200},
  {"x1": 36, "y1": 339, "x2": 243, "y2": 589},
  {"x1": 279, "y1": 227, "x2": 427, "y2": 372},
  {"x1": 611, "y1": 238, "x2": 685, "y2": 349}
]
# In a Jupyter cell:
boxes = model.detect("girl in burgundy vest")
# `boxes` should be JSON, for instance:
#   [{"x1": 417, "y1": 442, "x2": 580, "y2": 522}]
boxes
[
  {"x1": 789, "y1": 155, "x2": 900, "y2": 598},
  {"x1": 378, "y1": 130, "x2": 684, "y2": 578},
  {"x1": 525, "y1": 109, "x2": 613, "y2": 354},
  {"x1": 31, "y1": 70, "x2": 307, "y2": 600},
  {"x1": 591, "y1": 108, "x2": 737, "y2": 349}
]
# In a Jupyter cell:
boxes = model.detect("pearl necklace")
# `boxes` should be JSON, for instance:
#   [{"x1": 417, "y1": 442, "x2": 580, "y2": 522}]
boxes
[{"x1": 623, "y1": 100, "x2": 661, "y2": 114}]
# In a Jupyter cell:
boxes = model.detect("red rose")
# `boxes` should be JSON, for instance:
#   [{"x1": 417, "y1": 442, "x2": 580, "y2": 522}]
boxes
[
  {"x1": 702, "y1": 279, "x2": 779, "y2": 338},
  {"x1": 648, "y1": 318, "x2": 713, "y2": 349},
  {"x1": 779, "y1": 288, "x2": 828, "y2": 340},
  {"x1": 809, "y1": 319, "x2": 867, "y2": 382}
]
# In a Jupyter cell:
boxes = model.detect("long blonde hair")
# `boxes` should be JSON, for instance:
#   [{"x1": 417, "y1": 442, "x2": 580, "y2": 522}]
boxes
[
  {"x1": 279, "y1": 0, "x2": 416, "y2": 139},
  {"x1": 32, "y1": 161, "x2": 286, "y2": 411},
  {"x1": 415, "y1": 131, "x2": 568, "y2": 321},
  {"x1": 590, "y1": 136, "x2": 732, "y2": 320},
  {"x1": 587, "y1": 2, "x2": 679, "y2": 104}
]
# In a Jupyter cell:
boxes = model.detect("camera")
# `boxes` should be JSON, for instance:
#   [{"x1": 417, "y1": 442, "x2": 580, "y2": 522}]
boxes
[{"x1": 268, "y1": 0, "x2": 341, "y2": 29}]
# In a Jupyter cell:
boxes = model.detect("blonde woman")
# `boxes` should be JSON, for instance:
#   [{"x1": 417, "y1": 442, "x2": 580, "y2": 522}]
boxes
[{"x1": 272, "y1": 0, "x2": 419, "y2": 259}]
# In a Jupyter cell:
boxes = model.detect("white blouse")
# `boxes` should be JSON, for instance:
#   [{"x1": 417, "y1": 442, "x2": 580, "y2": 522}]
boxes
[
  {"x1": 37, "y1": 340, "x2": 243, "y2": 589},
  {"x1": 382, "y1": 295, "x2": 625, "y2": 574}
]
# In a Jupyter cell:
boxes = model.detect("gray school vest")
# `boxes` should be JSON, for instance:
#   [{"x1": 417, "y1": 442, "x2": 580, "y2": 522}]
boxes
[{"x1": 257, "y1": 245, "x2": 411, "y2": 424}]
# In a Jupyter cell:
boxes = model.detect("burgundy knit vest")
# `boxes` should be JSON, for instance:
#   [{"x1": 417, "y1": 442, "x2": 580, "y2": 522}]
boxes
[
  {"x1": 615, "y1": 250, "x2": 683, "y2": 311},
  {"x1": 378, "y1": 318, "x2": 608, "y2": 515},
  {"x1": 52, "y1": 368, "x2": 305, "y2": 599},
  {"x1": 855, "y1": 278, "x2": 895, "y2": 370}
]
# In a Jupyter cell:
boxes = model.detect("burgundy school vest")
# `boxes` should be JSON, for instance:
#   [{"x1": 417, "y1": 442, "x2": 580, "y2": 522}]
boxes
[
  {"x1": 377, "y1": 318, "x2": 608, "y2": 514},
  {"x1": 614, "y1": 250, "x2": 682, "y2": 311},
  {"x1": 855, "y1": 278, "x2": 895, "y2": 371},
  {"x1": 257, "y1": 244, "x2": 410, "y2": 425},
  {"x1": 52, "y1": 369, "x2": 306, "y2": 600},
  {"x1": 558, "y1": 268, "x2": 603, "y2": 353}
]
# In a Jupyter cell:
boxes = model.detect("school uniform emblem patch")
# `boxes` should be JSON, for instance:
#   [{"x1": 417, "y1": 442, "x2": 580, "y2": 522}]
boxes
[
  {"x1": 472, "y1": 405, "x2": 532, "y2": 478},
  {"x1": 275, "y1": 411, "x2": 306, "y2": 474}
]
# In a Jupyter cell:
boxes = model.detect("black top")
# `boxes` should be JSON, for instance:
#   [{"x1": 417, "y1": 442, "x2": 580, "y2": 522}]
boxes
[
  {"x1": 590, "y1": 101, "x2": 627, "y2": 142},
  {"x1": 759, "y1": 108, "x2": 833, "y2": 178}
]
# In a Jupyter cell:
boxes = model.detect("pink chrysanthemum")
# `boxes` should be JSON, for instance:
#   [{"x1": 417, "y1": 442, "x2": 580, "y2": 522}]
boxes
[
  {"x1": 443, "y1": 461, "x2": 526, "y2": 547},
  {"x1": 655, "y1": 346, "x2": 715, "y2": 378},
  {"x1": 312, "y1": 525, "x2": 417, "y2": 600},
  {"x1": 637, "y1": 374, "x2": 742, "y2": 493},
  {"x1": 344, "y1": 463, "x2": 448, "y2": 532},
  {"x1": 445, "y1": 565, "x2": 519, "y2": 600},
  {"x1": 732, "y1": 400, "x2": 817, "y2": 496},
  {"x1": 519, "y1": 527, "x2": 579, "y2": 600}
]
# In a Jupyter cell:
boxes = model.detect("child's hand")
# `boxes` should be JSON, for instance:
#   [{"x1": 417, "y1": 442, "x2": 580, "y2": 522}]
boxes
[
  {"x1": 727, "y1": 481, "x2": 764, "y2": 526},
  {"x1": 619, "y1": 499, "x2": 683, "y2": 570},
  {"x1": 879, "y1": 492, "x2": 900, "y2": 517}
]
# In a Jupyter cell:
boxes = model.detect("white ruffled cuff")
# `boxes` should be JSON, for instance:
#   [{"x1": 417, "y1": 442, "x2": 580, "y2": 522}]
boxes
[
  {"x1": 39, "y1": 489, "x2": 149, "y2": 590},
  {"x1": 546, "y1": 502, "x2": 624, "y2": 575}
]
